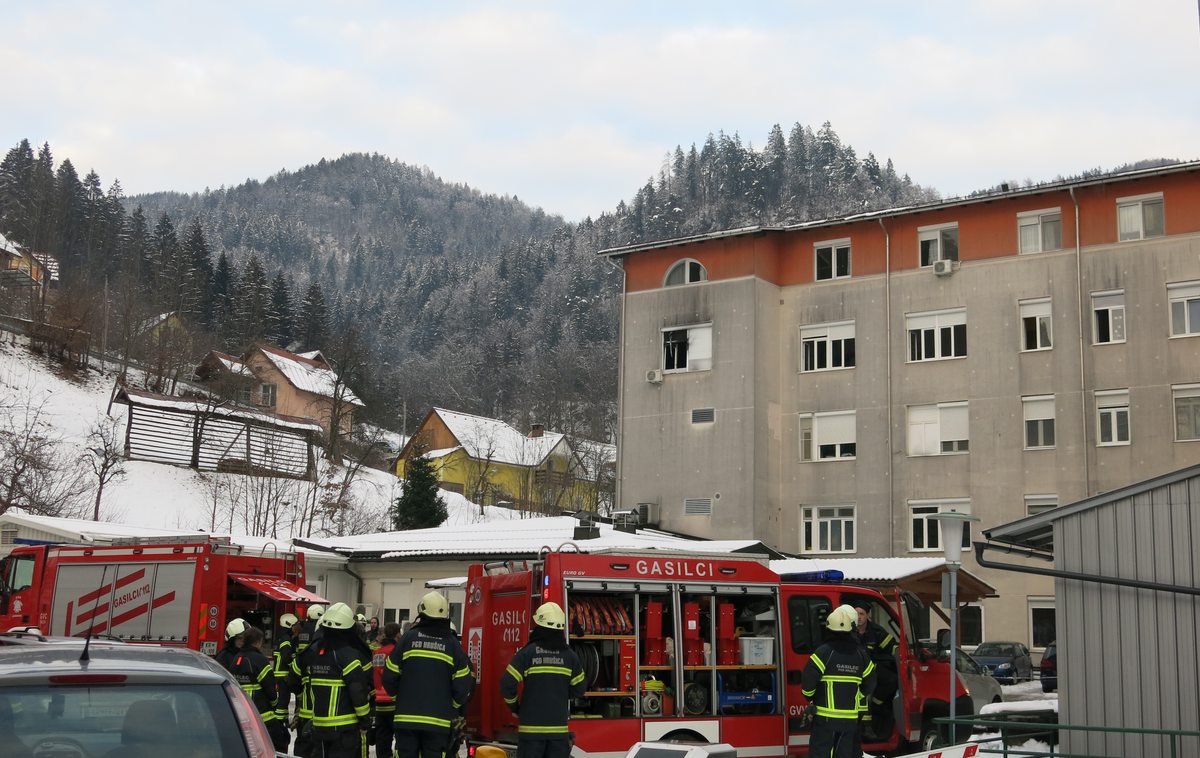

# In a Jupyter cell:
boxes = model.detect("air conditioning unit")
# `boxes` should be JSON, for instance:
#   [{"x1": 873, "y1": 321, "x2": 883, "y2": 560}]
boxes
[
  {"x1": 646, "y1": 369, "x2": 664, "y2": 384},
  {"x1": 637, "y1": 502, "x2": 661, "y2": 526},
  {"x1": 932, "y1": 259, "x2": 955, "y2": 277}
]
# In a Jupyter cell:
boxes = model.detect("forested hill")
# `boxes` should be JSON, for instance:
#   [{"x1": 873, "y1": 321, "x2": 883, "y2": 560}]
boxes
[{"x1": 0, "y1": 122, "x2": 937, "y2": 443}]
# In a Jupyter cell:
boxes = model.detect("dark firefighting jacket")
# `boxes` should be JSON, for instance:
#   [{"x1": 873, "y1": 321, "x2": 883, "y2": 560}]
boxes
[
  {"x1": 272, "y1": 629, "x2": 295, "y2": 720},
  {"x1": 232, "y1": 646, "x2": 280, "y2": 723},
  {"x1": 800, "y1": 635, "x2": 877, "y2": 720},
  {"x1": 853, "y1": 620, "x2": 898, "y2": 663},
  {"x1": 372, "y1": 637, "x2": 397, "y2": 714},
  {"x1": 499, "y1": 632, "x2": 586, "y2": 739},
  {"x1": 381, "y1": 617, "x2": 474, "y2": 733},
  {"x1": 214, "y1": 638, "x2": 241, "y2": 675},
  {"x1": 296, "y1": 619, "x2": 321, "y2": 654},
  {"x1": 290, "y1": 630, "x2": 373, "y2": 733}
]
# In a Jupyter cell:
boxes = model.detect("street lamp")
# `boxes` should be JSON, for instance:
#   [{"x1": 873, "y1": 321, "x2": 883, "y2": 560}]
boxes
[{"x1": 930, "y1": 508, "x2": 980, "y2": 745}]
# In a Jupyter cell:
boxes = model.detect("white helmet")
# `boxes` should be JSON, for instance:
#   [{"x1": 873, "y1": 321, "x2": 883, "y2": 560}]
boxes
[
  {"x1": 225, "y1": 618, "x2": 249, "y2": 640},
  {"x1": 280, "y1": 613, "x2": 299, "y2": 628},
  {"x1": 320, "y1": 603, "x2": 356, "y2": 630},
  {"x1": 826, "y1": 605, "x2": 857, "y2": 633},
  {"x1": 307, "y1": 604, "x2": 326, "y2": 620},
  {"x1": 418, "y1": 591, "x2": 449, "y2": 619},
  {"x1": 533, "y1": 602, "x2": 566, "y2": 630}
]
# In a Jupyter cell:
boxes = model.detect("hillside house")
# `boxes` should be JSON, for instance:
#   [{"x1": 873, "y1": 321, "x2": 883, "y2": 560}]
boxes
[
  {"x1": 196, "y1": 345, "x2": 364, "y2": 439},
  {"x1": 395, "y1": 408, "x2": 616, "y2": 513}
]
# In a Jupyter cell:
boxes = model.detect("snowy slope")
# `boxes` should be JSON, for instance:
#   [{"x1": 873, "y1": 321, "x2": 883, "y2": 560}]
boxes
[{"x1": 0, "y1": 341, "x2": 519, "y2": 536}]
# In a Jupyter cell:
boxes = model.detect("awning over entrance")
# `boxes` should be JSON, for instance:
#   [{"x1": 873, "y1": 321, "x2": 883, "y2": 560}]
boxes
[
  {"x1": 771, "y1": 557, "x2": 996, "y2": 604},
  {"x1": 233, "y1": 575, "x2": 327, "y2": 603}
]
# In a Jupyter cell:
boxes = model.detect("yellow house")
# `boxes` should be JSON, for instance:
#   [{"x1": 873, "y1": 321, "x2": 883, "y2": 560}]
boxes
[{"x1": 395, "y1": 408, "x2": 615, "y2": 513}]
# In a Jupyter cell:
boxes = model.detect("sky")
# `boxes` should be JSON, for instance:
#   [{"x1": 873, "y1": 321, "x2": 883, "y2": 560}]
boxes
[{"x1": 3, "y1": 1, "x2": 1198, "y2": 221}]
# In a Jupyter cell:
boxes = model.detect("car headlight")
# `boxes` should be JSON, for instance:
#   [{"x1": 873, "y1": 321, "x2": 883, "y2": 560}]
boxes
[{"x1": 997, "y1": 663, "x2": 1012, "y2": 671}]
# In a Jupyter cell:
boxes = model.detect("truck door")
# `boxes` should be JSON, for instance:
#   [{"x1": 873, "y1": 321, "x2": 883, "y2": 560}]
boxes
[
  {"x1": 779, "y1": 589, "x2": 832, "y2": 754},
  {"x1": 465, "y1": 570, "x2": 533, "y2": 743},
  {"x1": 0, "y1": 548, "x2": 41, "y2": 628}
]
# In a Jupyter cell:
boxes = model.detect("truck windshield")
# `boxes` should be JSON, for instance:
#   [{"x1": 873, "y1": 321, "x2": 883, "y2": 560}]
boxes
[
  {"x1": 6, "y1": 555, "x2": 34, "y2": 593},
  {"x1": 0, "y1": 684, "x2": 247, "y2": 757}
]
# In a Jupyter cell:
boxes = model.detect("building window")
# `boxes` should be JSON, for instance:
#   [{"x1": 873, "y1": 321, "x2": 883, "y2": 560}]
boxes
[
  {"x1": 1096, "y1": 389, "x2": 1130, "y2": 446},
  {"x1": 253, "y1": 383, "x2": 277, "y2": 408},
  {"x1": 802, "y1": 505, "x2": 856, "y2": 553},
  {"x1": 1019, "y1": 298, "x2": 1052, "y2": 351},
  {"x1": 815, "y1": 238, "x2": 851, "y2": 281},
  {"x1": 1092, "y1": 290, "x2": 1126, "y2": 344},
  {"x1": 664, "y1": 259, "x2": 708, "y2": 287},
  {"x1": 907, "y1": 402, "x2": 969, "y2": 456},
  {"x1": 918, "y1": 223, "x2": 959, "y2": 267},
  {"x1": 800, "y1": 321, "x2": 855, "y2": 372},
  {"x1": 1168, "y1": 281, "x2": 1200, "y2": 337},
  {"x1": 662, "y1": 324, "x2": 712, "y2": 373},
  {"x1": 907, "y1": 307, "x2": 967, "y2": 362},
  {"x1": 909, "y1": 499, "x2": 972, "y2": 552},
  {"x1": 684, "y1": 498, "x2": 713, "y2": 516},
  {"x1": 1028, "y1": 597, "x2": 1056, "y2": 649},
  {"x1": 1023, "y1": 395, "x2": 1056, "y2": 449},
  {"x1": 799, "y1": 411, "x2": 857, "y2": 462},
  {"x1": 1173, "y1": 384, "x2": 1200, "y2": 442},
  {"x1": 960, "y1": 605, "x2": 984, "y2": 646},
  {"x1": 1018, "y1": 209, "x2": 1062, "y2": 254},
  {"x1": 1025, "y1": 494, "x2": 1058, "y2": 516},
  {"x1": 1117, "y1": 192, "x2": 1165, "y2": 242}
]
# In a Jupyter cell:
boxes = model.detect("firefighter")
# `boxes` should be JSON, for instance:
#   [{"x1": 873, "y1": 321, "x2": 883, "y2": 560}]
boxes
[
  {"x1": 297, "y1": 604, "x2": 325, "y2": 654},
  {"x1": 232, "y1": 626, "x2": 290, "y2": 752},
  {"x1": 801, "y1": 605, "x2": 876, "y2": 758},
  {"x1": 382, "y1": 591, "x2": 475, "y2": 758},
  {"x1": 372, "y1": 622, "x2": 402, "y2": 758},
  {"x1": 499, "y1": 602, "x2": 586, "y2": 758},
  {"x1": 216, "y1": 618, "x2": 248, "y2": 673},
  {"x1": 851, "y1": 601, "x2": 899, "y2": 741},
  {"x1": 273, "y1": 612, "x2": 301, "y2": 750},
  {"x1": 290, "y1": 603, "x2": 373, "y2": 758}
]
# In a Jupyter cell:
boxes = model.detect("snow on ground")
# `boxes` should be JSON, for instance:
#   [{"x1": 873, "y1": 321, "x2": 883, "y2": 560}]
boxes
[
  {"x1": 0, "y1": 340, "x2": 522, "y2": 536},
  {"x1": 1001, "y1": 681, "x2": 1058, "y2": 704}
]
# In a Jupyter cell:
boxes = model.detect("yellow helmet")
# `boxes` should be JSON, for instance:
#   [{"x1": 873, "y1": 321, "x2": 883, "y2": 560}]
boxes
[
  {"x1": 418, "y1": 591, "x2": 449, "y2": 619},
  {"x1": 320, "y1": 603, "x2": 356, "y2": 630},
  {"x1": 307, "y1": 604, "x2": 326, "y2": 620},
  {"x1": 826, "y1": 604, "x2": 857, "y2": 633},
  {"x1": 533, "y1": 602, "x2": 566, "y2": 630},
  {"x1": 279, "y1": 613, "x2": 299, "y2": 628},
  {"x1": 225, "y1": 618, "x2": 249, "y2": 639}
]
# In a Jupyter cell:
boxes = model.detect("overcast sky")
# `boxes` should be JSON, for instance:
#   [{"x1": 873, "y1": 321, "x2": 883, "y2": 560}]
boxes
[{"x1": 3, "y1": 1, "x2": 1198, "y2": 221}]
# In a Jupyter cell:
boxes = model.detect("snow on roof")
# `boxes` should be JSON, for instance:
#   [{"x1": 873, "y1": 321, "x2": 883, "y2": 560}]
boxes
[
  {"x1": 300, "y1": 515, "x2": 770, "y2": 559},
  {"x1": 257, "y1": 345, "x2": 364, "y2": 407},
  {"x1": 0, "y1": 512, "x2": 207, "y2": 542},
  {"x1": 572, "y1": 439, "x2": 616, "y2": 480},
  {"x1": 433, "y1": 408, "x2": 562, "y2": 467},
  {"x1": 426, "y1": 576, "x2": 468, "y2": 589},
  {"x1": 770, "y1": 557, "x2": 948, "y2": 582},
  {"x1": 32, "y1": 252, "x2": 59, "y2": 281},
  {"x1": 424, "y1": 446, "x2": 464, "y2": 460},
  {"x1": 0, "y1": 232, "x2": 20, "y2": 256},
  {"x1": 117, "y1": 388, "x2": 324, "y2": 432}
]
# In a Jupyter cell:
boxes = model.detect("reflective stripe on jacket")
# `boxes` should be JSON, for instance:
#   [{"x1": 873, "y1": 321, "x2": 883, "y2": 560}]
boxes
[
  {"x1": 800, "y1": 638, "x2": 877, "y2": 720},
  {"x1": 232, "y1": 647, "x2": 279, "y2": 722},
  {"x1": 291, "y1": 635, "x2": 373, "y2": 732},
  {"x1": 499, "y1": 641, "x2": 586, "y2": 738},
  {"x1": 381, "y1": 620, "x2": 474, "y2": 733}
]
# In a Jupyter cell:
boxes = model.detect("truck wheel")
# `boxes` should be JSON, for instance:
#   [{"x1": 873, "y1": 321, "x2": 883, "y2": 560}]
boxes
[
  {"x1": 919, "y1": 724, "x2": 942, "y2": 752},
  {"x1": 660, "y1": 730, "x2": 707, "y2": 743}
]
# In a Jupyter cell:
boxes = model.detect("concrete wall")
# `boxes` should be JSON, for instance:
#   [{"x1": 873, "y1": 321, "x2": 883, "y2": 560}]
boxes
[
  {"x1": 616, "y1": 199, "x2": 1200, "y2": 647},
  {"x1": 351, "y1": 559, "x2": 473, "y2": 630}
]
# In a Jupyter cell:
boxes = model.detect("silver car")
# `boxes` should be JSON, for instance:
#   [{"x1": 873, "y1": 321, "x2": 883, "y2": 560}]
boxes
[
  {"x1": 0, "y1": 641, "x2": 281, "y2": 758},
  {"x1": 954, "y1": 647, "x2": 1004, "y2": 714}
]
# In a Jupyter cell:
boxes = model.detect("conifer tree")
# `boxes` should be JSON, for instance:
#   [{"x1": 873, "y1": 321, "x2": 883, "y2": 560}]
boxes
[
  {"x1": 210, "y1": 252, "x2": 239, "y2": 348},
  {"x1": 392, "y1": 444, "x2": 447, "y2": 530},
  {"x1": 181, "y1": 218, "x2": 213, "y2": 319},
  {"x1": 298, "y1": 281, "x2": 329, "y2": 350},
  {"x1": 267, "y1": 271, "x2": 294, "y2": 347},
  {"x1": 237, "y1": 254, "x2": 270, "y2": 344}
]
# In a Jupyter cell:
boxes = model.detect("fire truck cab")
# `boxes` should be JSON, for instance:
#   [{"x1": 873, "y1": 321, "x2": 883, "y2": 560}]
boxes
[
  {"x1": 463, "y1": 549, "x2": 968, "y2": 757},
  {"x1": 0, "y1": 535, "x2": 325, "y2": 654}
]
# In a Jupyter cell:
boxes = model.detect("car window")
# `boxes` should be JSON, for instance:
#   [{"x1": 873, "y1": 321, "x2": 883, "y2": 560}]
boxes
[
  {"x1": 0, "y1": 684, "x2": 247, "y2": 758},
  {"x1": 787, "y1": 595, "x2": 833, "y2": 654}
]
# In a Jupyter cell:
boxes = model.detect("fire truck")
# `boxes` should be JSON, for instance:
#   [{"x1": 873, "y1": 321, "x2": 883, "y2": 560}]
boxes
[
  {"x1": 463, "y1": 549, "x2": 969, "y2": 757},
  {"x1": 0, "y1": 535, "x2": 326, "y2": 654}
]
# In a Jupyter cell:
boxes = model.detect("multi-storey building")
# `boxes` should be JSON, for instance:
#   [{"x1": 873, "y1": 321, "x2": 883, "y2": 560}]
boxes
[{"x1": 601, "y1": 162, "x2": 1200, "y2": 647}]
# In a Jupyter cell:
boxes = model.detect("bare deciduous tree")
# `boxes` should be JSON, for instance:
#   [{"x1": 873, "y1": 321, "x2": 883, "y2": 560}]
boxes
[{"x1": 84, "y1": 414, "x2": 126, "y2": 520}]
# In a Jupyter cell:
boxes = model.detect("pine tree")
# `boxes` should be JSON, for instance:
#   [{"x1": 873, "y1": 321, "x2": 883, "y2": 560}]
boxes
[
  {"x1": 210, "y1": 252, "x2": 239, "y2": 347},
  {"x1": 123, "y1": 206, "x2": 150, "y2": 282},
  {"x1": 181, "y1": 218, "x2": 213, "y2": 319},
  {"x1": 392, "y1": 444, "x2": 447, "y2": 530},
  {"x1": 298, "y1": 281, "x2": 329, "y2": 350},
  {"x1": 237, "y1": 254, "x2": 270, "y2": 345},
  {"x1": 150, "y1": 212, "x2": 184, "y2": 312},
  {"x1": 267, "y1": 271, "x2": 294, "y2": 347}
]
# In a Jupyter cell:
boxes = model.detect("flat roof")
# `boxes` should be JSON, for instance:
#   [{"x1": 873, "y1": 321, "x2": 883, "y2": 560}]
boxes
[{"x1": 598, "y1": 160, "x2": 1200, "y2": 258}]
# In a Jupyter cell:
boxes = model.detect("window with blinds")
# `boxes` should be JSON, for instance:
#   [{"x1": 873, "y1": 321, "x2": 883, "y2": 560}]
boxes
[
  {"x1": 1092, "y1": 291, "x2": 1126, "y2": 345},
  {"x1": 800, "y1": 321, "x2": 855, "y2": 372},
  {"x1": 1019, "y1": 298, "x2": 1052, "y2": 351},
  {"x1": 1096, "y1": 389, "x2": 1130, "y2": 445},
  {"x1": 1116, "y1": 192, "x2": 1165, "y2": 241},
  {"x1": 907, "y1": 402, "x2": 969, "y2": 456},
  {"x1": 907, "y1": 308, "x2": 967, "y2": 361},
  {"x1": 663, "y1": 324, "x2": 713, "y2": 373},
  {"x1": 1173, "y1": 384, "x2": 1200, "y2": 442},
  {"x1": 799, "y1": 410, "x2": 856, "y2": 461},
  {"x1": 1168, "y1": 281, "x2": 1200, "y2": 337},
  {"x1": 1023, "y1": 395, "x2": 1056, "y2": 449}
]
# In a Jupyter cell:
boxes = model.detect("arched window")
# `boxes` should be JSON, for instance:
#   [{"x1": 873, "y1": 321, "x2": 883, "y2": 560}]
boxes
[{"x1": 664, "y1": 259, "x2": 708, "y2": 287}]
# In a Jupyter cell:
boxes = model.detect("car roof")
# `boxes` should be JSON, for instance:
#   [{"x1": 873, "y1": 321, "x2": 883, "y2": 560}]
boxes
[{"x1": 0, "y1": 643, "x2": 232, "y2": 686}]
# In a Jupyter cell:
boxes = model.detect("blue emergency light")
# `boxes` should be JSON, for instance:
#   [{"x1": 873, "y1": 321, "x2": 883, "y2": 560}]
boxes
[{"x1": 780, "y1": 570, "x2": 844, "y2": 583}]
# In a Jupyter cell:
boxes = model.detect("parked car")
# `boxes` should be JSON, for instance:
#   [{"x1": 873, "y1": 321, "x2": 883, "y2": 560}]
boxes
[
  {"x1": 0, "y1": 640, "x2": 279, "y2": 758},
  {"x1": 954, "y1": 647, "x2": 1005, "y2": 714},
  {"x1": 972, "y1": 641, "x2": 1034, "y2": 684},
  {"x1": 1040, "y1": 641, "x2": 1057, "y2": 692}
]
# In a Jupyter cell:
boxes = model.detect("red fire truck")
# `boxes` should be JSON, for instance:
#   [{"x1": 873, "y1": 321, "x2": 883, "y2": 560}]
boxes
[
  {"x1": 0, "y1": 535, "x2": 326, "y2": 654},
  {"x1": 463, "y1": 550, "x2": 968, "y2": 757}
]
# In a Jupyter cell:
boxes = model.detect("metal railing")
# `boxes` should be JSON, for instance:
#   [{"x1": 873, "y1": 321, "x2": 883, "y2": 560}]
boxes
[{"x1": 932, "y1": 715, "x2": 1200, "y2": 758}]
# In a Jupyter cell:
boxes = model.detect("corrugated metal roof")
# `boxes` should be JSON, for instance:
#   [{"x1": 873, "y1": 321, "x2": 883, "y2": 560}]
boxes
[
  {"x1": 434, "y1": 408, "x2": 563, "y2": 467},
  {"x1": 116, "y1": 387, "x2": 323, "y2": 432},
  {"x1": 258, "y1": 345, "x2": 364, "y2": 407},
  {"x1": 770, "y1": 557, "x2": 947, "y2": 582}
]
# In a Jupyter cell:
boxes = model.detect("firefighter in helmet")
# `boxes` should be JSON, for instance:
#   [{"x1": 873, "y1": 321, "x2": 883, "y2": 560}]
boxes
[
  {"x1": 851, "y1": 601, "x2": 899, "y2": 741},
  {"x1": 382, "y1": 591, "x2": 475, "y2": 758},
  {"x1": 499, "y1": 602, "x2": 586, "y2": 758},
  {"x1": 232, "y1": 626, "x2": 289, "y2": 752},
  {"x1": 289, "y1": 602, "x2": 374, "y2": 758},
  {"x1": 216, "y1": 618, "x2": 248, "y2": 673},
  {"x1": 801, "y1": 605, "x2": 877, "y2": 758},
  {"x1": 273, "y1": 612, "x2": 301, "y2": 751},
  {"x1": 291, "y1": 605, "x2": 326, "y2": 758}
]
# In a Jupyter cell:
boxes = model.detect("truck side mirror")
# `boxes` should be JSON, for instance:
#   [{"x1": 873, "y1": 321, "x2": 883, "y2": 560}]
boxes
[{"x1": 936, "y1": 628, "x2": 951, "y2": 649}]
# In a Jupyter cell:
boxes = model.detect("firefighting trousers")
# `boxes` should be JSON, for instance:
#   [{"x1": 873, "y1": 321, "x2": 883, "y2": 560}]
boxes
[
  {"x1": 268, "y1": 720, "x2": 290, "y2": 754},
  {"x1": 808, "y1": 715, "x2": 859, "y2": 758},
  {"x1": 313, "y1": 728, "x2": 366, "y2": 758},
  {"x1": 373, "y1": 711, "x2": 394, "y2": 758},
  {"x1": 294, "y1": 718, "x2": 315, "y2": 758},
  {"x1": 516, "y1": 737, "x2": 571, "y2": 758},
  {"x1": 394, "y1": 728, "x2": 448, "y2": 758}
]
